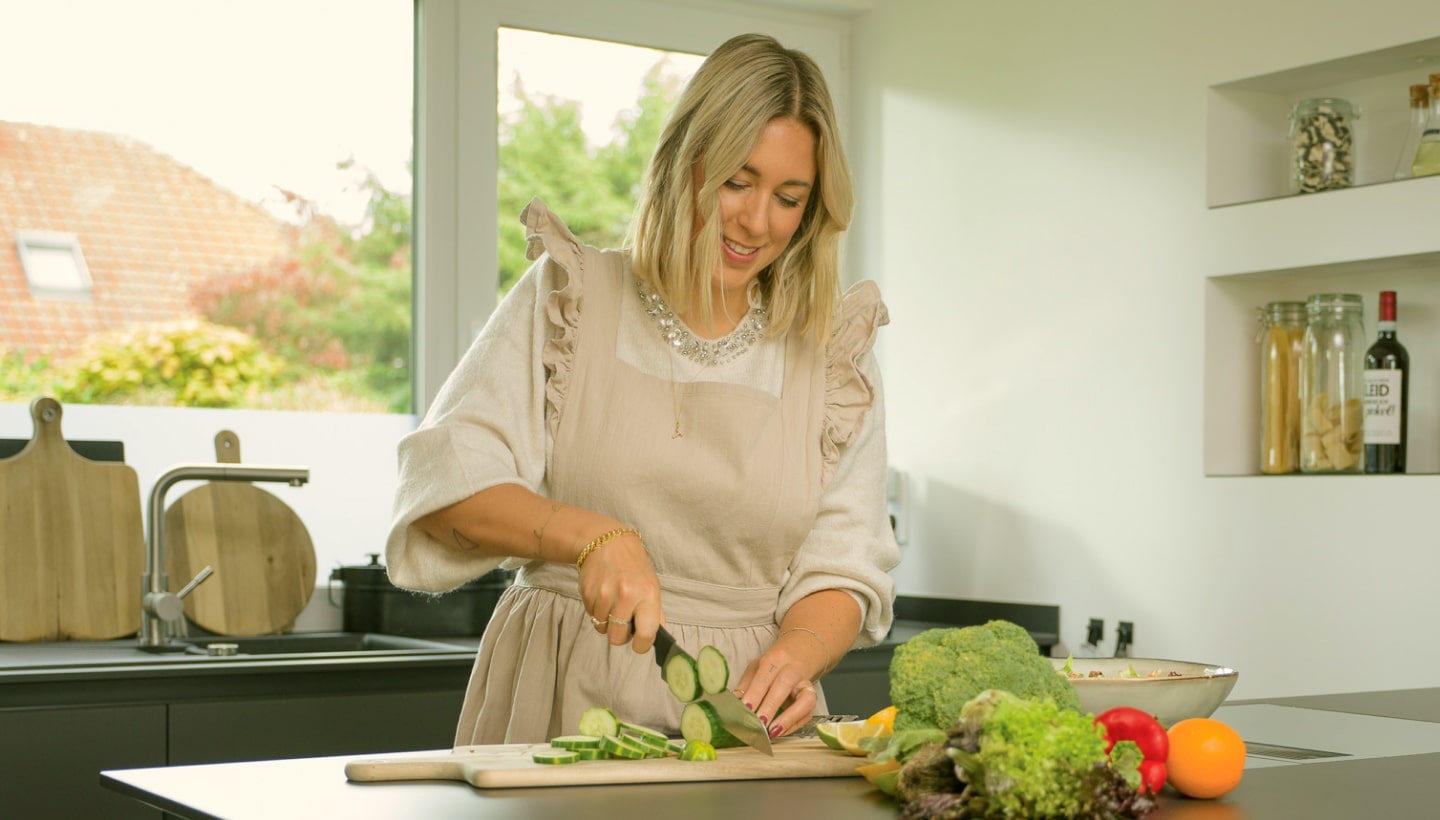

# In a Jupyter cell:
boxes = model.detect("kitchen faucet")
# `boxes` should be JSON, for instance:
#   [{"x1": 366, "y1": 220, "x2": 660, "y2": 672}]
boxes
[{"x1": 139, "y1": 462, "x2": 310, "y2": 650}]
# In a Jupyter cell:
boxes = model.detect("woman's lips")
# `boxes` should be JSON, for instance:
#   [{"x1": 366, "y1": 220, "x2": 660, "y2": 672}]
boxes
[{"x1": 723, "y1": 237, "x2": 759, "y2": 264}]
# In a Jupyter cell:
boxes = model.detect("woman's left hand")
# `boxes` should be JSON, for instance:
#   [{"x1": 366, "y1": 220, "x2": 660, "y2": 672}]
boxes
[{"x1": 733, "y1": 645, "x2": 819, "y2": 740}]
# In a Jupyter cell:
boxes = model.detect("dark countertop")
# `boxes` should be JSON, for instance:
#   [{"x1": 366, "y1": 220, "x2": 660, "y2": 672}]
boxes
[{"x1": 101, "y1": 687, "x2": 1440, "y2": 820}]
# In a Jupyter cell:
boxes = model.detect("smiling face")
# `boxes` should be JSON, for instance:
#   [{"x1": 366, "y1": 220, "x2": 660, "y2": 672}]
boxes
[{"x1": 703, "y1": 116, "x2": 817, "y2": 308}]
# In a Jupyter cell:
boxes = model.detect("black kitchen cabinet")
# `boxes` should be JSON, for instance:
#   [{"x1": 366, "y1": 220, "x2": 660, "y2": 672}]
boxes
[
  {"x1": 169, "y1": 689, "x2": 464, "y2": 764},
  {"x1": 0, "y1": 704, "x2": 167, "y2": 820}
]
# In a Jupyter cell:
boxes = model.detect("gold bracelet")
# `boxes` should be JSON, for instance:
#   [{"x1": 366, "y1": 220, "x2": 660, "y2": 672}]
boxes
[
  {"x1": 781, "y1": 626, "x2": 832, "y2": 674},
  {"x1": 575, "y1": 527, "x2": 641, "y2": 571}
]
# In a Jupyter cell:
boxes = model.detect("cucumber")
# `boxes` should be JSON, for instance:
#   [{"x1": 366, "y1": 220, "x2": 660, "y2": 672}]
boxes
[
  {"x1": 679, "y1": 700, "x2": 744, "y2": 749},
  {"x1": 663, "y1": 652, "x2": 701, "y2": 703},
  {"x1": 532, "y1": 749, "x2": 579, "y2": 764},
  {"x1": 600, "y1": 734, "x2": 648, "y2": 760},
  {"x1": 666, "y1": 739, "x2": 687, "y2": 756},
  {"x1": 550, "y1": 734, "x2": 603, "y2": 750},
  {"x1": 696, "y1": 645, "x2": 729, "y2": 695},
  {"x1": 679, "y1": 739, "x2": 717, "y2": 761},
  {"x1": 577, "y1": 706, "x2": 619, "y2": 738},
  {"x1": 618, "y1": 721, "x2": 670, "y2": 748},
  {"x1": 572, "y1": 748, "x2": 606, "y2": 760}
]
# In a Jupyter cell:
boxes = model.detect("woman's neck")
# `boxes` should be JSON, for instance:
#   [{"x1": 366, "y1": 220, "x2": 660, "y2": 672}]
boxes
[{"x1": 680, "y1": 285, "x2": 749, "y2": 340}]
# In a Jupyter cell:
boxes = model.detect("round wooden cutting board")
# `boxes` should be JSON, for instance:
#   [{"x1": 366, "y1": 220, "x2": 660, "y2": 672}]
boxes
[
  {"x1": 0, "y1": 398, "x2": 144, "y2": 641},
  {"x1": 163, "y1": 431, "x2": 316, "y2": 636}
]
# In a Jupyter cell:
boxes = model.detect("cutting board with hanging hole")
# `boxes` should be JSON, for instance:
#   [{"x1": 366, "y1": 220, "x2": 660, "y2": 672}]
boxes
[
  {"x1": 163, "y1": 430, "x2": 316, "y2": 636},
  {"x1": 344, "y1": 737, "x2": 860, "y2": 788},
  {"x1": 0, "y1": 397, "x2": 144, "y2": 641}
]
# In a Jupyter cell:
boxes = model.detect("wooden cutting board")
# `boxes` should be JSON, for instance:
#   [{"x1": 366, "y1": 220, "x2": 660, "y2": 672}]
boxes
[
  {"x1": 0, "y1": 397, "x2": 144, "y2": 641},
  {"x1": 344, "y1": 738, "x2": 861, "y2": 789},
  {"x1": 163, "y1": 430, "x2": 315, "y2": 636}
]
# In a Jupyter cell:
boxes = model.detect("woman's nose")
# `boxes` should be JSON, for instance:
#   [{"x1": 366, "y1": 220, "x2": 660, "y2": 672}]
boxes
[{"x1": 737, "y1": 194, "x2": 767, "y2": 236}]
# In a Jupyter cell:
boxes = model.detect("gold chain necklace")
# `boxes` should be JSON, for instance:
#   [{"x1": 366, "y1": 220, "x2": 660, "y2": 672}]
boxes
[{"x1": 668, "y1": 352, "x2": 710, "y2": 439}]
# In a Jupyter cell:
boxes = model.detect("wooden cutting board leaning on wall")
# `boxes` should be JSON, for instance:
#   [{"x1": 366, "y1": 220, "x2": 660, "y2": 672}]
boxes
[
  {"x1": 0, "y1": 397, "x2": 145, "y2": 641},
  {"x1": 163, "y1": 430, "x2": 316, "y2": 636}
]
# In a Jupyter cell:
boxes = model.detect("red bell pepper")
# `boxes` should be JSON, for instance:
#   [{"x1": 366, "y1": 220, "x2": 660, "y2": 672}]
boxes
[{"x1": 1094, "y1": 706, "x2": 1169, "y2": 794}]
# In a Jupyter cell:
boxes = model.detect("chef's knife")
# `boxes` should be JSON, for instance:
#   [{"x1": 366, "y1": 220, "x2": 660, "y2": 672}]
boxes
[{"x1": 653, "y1": 624, "x2": 773, "y2": 756}]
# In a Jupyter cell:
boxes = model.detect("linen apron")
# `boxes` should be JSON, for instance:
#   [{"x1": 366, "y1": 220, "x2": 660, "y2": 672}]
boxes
[{"x1": 453, "y1": 240, "x2": 830, "y2": 746}]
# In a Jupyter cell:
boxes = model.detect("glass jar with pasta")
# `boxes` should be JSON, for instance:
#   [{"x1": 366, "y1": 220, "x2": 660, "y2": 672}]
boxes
[
  {"x1": 1260, "y1": 301, "x2": 1306, "y2": 474},
  {"x1": 1300, "y1": 293, "x2": 1366, "y2": 473}
]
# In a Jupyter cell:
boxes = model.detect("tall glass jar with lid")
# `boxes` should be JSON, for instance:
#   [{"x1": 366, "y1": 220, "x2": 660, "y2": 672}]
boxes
[
  {"x1": 1300, "y1": 293, "x2": 1366, "y2": 473},
  {"x1": 1260, "y1": 301, "x2": 1306, "y2": 474}
]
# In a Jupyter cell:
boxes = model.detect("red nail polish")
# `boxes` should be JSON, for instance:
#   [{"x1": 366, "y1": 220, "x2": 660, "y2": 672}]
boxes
[
  {"x1": 769, "y1": 724, "x2": 783, "y2": 738},
  {"x1": 759, "y1": 714, "x2": 768, "y2": 725},
  {"x1": 745, "y1": 702, "x2": 753, "y2": 711}
]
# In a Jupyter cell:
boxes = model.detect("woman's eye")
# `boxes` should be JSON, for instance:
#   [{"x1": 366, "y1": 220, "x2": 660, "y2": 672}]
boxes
[
  {"x1": 723, "y1": 179, "x2": 746, "y2": 191},
  {"x1": 777, "y1": 195, "x2": 801, "y2": 209}
]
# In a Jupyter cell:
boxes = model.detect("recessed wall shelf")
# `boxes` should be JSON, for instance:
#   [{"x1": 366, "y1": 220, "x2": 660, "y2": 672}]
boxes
[{"x1": 1204, "y1": 33, "x2": 1440, "y2": 478}]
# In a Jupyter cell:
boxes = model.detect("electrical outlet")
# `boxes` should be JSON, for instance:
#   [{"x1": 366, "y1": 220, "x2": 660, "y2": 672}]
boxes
[
  {"x1": 886, "y1": 467, "x2": 909, "y2": 545},
  {"x1": 1116, "y1": 621, "x2": 1135, "y2": 658}
]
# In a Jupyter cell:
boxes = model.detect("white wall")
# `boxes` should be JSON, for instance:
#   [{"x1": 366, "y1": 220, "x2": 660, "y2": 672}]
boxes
[{"x1": 852, "y1": 0, "x2": 1440, "y2": 699}]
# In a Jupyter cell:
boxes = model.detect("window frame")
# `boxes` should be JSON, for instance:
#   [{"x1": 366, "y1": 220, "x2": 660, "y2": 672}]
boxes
[
  {"x1": 15, "y1": 230, "x2": 94, "y2": 299},
  {"x1": 415, "y1": 0, "x2": 850, "y2": 412}
]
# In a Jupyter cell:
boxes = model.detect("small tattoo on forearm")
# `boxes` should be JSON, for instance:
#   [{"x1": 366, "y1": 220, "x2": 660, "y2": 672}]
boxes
[
  {"x1": 533, "y1": 502, "x2": 561, "y2": 560},
  {"x1": 452, "y1": 529, "x2": 482, "y2": 551}
]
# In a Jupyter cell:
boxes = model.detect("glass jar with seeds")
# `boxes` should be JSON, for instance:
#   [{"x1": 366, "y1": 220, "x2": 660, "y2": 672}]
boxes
[{"x1": 1289, "y1": 97, "x2": 1358, "y2": 194}]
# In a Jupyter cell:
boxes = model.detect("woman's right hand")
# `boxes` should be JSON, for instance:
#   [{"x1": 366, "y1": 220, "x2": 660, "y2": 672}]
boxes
[{"x1": 576, "y1": 531, "x2": 663, "y2": 654}]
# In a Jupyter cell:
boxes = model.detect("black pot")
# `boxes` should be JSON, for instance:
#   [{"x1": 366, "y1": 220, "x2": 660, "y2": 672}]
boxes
[{"x1": 330, "y1": 554, "x2": 513, "y2": 637}]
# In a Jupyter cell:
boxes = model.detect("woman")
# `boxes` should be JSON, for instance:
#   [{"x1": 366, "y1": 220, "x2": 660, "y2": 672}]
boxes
[{"x1": 386, "y1": 33, "x2": 899, "y2": 745}]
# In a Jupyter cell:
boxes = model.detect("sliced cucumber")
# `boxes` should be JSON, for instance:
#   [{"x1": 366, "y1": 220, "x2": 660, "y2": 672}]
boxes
[
  {"x1": 663, "y1": 652, "x2": 701, "y2": 703},
  {"x1": 679, "y1": 701, "x2": 744, "y2": 749},
  {"x1": 577, "y1": 706, "x2": 619, "y2": 738},
  {"x1": 550, "y1": 734, "x2": 603, "y2": 750},
  {"x1": 572, "y1": 748, "x2": 606, "y2": 760},
  {"x1": 600, "y1": 734, "x2": 648, "y2": 760},
  {"x1": 696, "y1": 645, "x2": 729, "y2": 695},
  {"x1": 679, "y1": 739, "x2": 717, "y2": 761},
  {"x1": 666, "y1": 739, "x2": 687, "y2": 757},
  {"x1": 532, "y1": 749, "x2": 579, "y2": 764},
  {"x1": 618, "y1": 721, "x2": 670, "y2": 748}
]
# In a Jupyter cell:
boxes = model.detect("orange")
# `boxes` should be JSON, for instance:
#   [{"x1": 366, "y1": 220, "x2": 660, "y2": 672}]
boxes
[
  {"x1": 864, "y1": 705, "x2": 898, "y2": 734},
  {"x1": 1166, "y1": 718, "x2": 1247, "y2": 799}
]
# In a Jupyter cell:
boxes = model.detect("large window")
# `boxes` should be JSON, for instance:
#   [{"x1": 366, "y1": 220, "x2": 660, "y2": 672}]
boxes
[{"x1": 0, "y1": 0, "x2": 847, "y2": 591}]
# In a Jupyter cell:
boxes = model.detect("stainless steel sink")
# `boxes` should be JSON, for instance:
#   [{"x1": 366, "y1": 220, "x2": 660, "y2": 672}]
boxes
[{"x1": 174, "y1": 631, "x2": 466, "y2": 656}]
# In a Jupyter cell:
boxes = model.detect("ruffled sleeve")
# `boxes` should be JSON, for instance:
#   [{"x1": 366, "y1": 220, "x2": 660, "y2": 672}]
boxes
[
  {"x1": 525, "y1": 198, "x2": 585, "y2": 444},
  {"x1": 384, "y1": 198, "x2": 586, "y2": 593},
  {"x1": 820, "y1": 281, "x2": 890, "y2": 487},
  {"x1": 776, "y1": 281, "x2": 899, "y2": 648}
]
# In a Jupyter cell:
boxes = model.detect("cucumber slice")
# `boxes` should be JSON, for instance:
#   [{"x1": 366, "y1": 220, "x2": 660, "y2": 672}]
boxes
[
  {"x1": 679, "y1": 739, "x2": 718, "y2": 761},
  {"x1": 666, "y1": 739, "x2": 687, "y2": 756},
  {"x1": 696, "y1": 645, "x2": 729, "y2": 695},
  {"x1": 617, "y1": 721, "x2": 670, "y2": 747},
  {"x1": 577, "y1": 706, "x2": 619, "y2": 738},
  {"x1": 663, "y1": 652, "x2": 701, "y2": 703},
  {"x1": 572, "y1": 748, "x2": 606, "y2": 760},
  {"x1": 600, "y1": 734, "x2": 649, "y2": 760},
  {"x1": 550, "y1": 734, "x2": 603, "y2": 750},
  {"x1": 679, "y1": 700, "x2": 744, "y2": 749},
  {"x1": 532, "y1": 749, "x2": 580, "y2": 764}
]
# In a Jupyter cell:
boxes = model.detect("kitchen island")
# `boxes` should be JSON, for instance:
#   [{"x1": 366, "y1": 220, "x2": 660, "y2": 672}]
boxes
[{"x1": 102, "y1": 688, "x2": 1440, "y2": 820}]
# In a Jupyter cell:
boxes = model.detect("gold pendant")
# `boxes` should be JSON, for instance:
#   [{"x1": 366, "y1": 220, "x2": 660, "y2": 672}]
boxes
[{"x1": 672, "y1": 421, "x2": 683, "y2": 439}]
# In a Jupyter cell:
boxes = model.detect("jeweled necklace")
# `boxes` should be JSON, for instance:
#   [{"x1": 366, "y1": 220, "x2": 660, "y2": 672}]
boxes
[{"x1": 638, "y1": 281, "x2": 768, "y2": 368}]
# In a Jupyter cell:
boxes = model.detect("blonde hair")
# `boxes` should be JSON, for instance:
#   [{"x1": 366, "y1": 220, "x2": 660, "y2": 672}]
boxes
[{"x1": 627, "y1": 33, "x2": 853, "y2": 341}]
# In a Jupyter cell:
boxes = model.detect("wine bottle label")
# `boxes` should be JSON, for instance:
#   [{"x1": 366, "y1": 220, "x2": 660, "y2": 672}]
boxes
[{"x1": 1362, "y1": 369, "x2": 1404, "y2": 444}]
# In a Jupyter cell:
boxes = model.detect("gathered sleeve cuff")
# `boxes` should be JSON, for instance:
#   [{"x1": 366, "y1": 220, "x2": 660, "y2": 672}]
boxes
[
  {"x1": 384, "y1": 198, "x2": 584, "y2": 592},
  {"x1": 778, "y1": 284, "x2": 899, "y2": 648}
]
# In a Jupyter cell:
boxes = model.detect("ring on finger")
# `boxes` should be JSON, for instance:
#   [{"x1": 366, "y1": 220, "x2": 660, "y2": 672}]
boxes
[
  {"x1": 795, "y1": 681, "x2": 815, "y2": 694},
  {"x1": 608, "y1": 614, "x2": 631, "y2": 627},
  {"x1": 589, "y1": 615, "x2": 606, "y2": 628}
]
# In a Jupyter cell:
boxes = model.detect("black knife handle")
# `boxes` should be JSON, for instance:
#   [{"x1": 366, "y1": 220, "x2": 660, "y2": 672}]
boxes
[{"x1": 653, "y1": 625, "x2": 675, "y2": 669}]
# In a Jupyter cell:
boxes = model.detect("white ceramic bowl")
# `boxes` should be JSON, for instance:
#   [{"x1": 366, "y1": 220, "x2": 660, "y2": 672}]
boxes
[{"x1": 1051, "y1": 657, "x2": 1239, "y2": 727}]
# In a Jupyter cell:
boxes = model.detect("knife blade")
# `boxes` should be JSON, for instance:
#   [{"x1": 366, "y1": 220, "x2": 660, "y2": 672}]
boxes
[{"x1": 653, "y1": 625, "x2": 773, "y2": 756}]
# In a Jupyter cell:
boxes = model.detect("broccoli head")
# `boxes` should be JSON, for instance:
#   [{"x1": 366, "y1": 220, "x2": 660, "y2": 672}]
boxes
[{"x1": 889, "y1": 620, "x2": 1081, "y2": 732}]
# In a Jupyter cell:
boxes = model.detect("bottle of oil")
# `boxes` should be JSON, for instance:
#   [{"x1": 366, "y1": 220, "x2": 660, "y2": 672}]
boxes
[
  {"x1": 1394, "y1": 83, "x2": 1430, "y2": 179},
  {"x1": 1412, "y1": 74, "x2": 1440, "y2": 178}
]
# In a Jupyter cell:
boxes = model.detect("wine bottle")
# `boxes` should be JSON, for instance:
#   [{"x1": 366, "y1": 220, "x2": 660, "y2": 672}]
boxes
[{"x1": 1363, "y1": 290, "x2": 1409, "y2": 473}]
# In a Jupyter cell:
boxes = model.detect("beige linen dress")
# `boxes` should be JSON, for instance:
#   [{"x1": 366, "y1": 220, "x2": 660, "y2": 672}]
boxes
[{"x1": 387, "y1": 199, "x2": 898, "y2": 745}]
